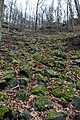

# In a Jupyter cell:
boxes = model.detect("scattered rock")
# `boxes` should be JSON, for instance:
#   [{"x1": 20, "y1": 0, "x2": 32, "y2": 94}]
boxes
[
  {"x1": 0, "y1": 104, "x2": 9, "y2": 119},
  {"x1": 32, "y1": 85, "x2": 46, "y2": 95},
  {"x1": 52, "y1": 86, "x2": 62, "y2": 98},
  {"x1": 16, "y1": 90, "x2": 29, "y2": 101},
  {"x1": 20, "y1": 69, "x2": 31, "y2": 78},
  {"x1": 9, "y1": 80, "x2": 18, "y2": 88},
  {"x1": 35, "y1": 95, "x2": 53, "y2": 110},
  {"x1": 23, "y1": 108, "x2": 30, "y2": 120},
  {"x1": 47, "y1": 109, "x2": 64, "y2": 120},
  {"x1": 76, "y1": 59, "x2": 80, "y2": 66},
  {"x1": 0, "y1": 80, "x2": 8, "y2": 90},
  {"x1": 0, "y1": 92, "x2": 7, "y2": 100},
  {"x1": 73, "y1": 96, "x2": 80, "y2": 111},
  {"x1": 4, "y1": 74, "x2": 14, "y2": 82}
]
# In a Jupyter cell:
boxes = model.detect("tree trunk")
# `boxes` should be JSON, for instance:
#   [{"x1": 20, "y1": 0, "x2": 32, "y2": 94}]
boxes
[
  {"x1": 35, "y1": 2, "x2": 38, "y2": 32},
  {"x1": 74, "y1": 0, "x2": 80, "y2": 20},
  {"x1": 0, "y1": 0, "x2": 4, "y2": 46}
]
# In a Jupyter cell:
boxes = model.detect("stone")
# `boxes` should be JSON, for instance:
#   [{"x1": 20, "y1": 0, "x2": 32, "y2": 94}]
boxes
[
  {"x1": 32, "y1": 85, "x2": 46, "y2": 95},
  {"x1": 47, "y1": 109, "x2": 64, "y2": 120},
  {"x1": 23, "y1": 109, "x2": 30, "y2": 120},
  {"x1": 52, "y1": 86, "x2": 62, "y2": 98},
  {"x1": 73, "y1": 96, "x2": 80, "y2": 111},
  {"x1": 9, "y1": 80, "x2": 18, "y2": 88},
  {"x1": 20, "y1": 69, "x2": 31, "y2": 78},
  {"x1": 19, "y1": 78, "x2": 28, "y2": 86},
  {"x1": 36, "y1": 74, "x2": 46, "y2": 86},
  {"x1": 0, "y1": 104, "x2": 9, "y2": 119},
  {"x1": 0, "y1": 92, "x2": 7, "y2": 100},
  {"x1": 16, "y1": 90, "x2": 29, "y2": 101},
  {"x1": 44, "y1": 69, "x2": 55, "y2": 78},
  {"x1": 76, "y1": 81, "x2": 80, "y2": 90},
  {"x1": 76, "y1": 59, "x2": 80, "y2": 66},
  {"x1": 0, "y1": 80, "x2": 8, "y2": 90},
  {"x1": 4, "y1": 74, "x2": 14, "y2": 82},
  {"x1": 35, "y1": 95, "x2": 53, "y2": 111}
]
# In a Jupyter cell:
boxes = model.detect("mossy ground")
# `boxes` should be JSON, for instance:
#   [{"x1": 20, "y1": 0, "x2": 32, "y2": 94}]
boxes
[{"x1": 0, "y1": 30, "x2": 80, "y2": 119}]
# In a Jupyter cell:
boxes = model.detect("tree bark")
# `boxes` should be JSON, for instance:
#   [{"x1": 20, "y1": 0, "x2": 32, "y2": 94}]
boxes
[
  {"x1": 74, "y1": 0, "x2": 80, "y2": 20},
  {"x1": 0, "y1": 0, "x2": 4, "y2": 46}
]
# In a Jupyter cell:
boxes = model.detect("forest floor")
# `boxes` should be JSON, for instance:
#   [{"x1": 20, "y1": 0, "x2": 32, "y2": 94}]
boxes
[{"x1": 0, "y1": 29, "x2": 80, "y2": 120}]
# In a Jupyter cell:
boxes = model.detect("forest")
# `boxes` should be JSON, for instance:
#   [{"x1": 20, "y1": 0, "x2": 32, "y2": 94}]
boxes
[{"x1": 0, "y1": 0, "x2": 80, "y2": 120}]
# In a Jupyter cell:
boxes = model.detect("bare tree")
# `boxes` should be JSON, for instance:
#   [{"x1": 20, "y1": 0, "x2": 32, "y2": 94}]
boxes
[
  {"x1": 0, "y1": 0, "x2": 5, "y2": 46},
  {"x1": 74, "y1": 0, "x2": 80, "y2": 20},
  {"x1": 35, "y1": 0, "x2": 44, "y2": 32},
  {"x1": 68, "y1": 0, "x2": 75, "y2": 31}
]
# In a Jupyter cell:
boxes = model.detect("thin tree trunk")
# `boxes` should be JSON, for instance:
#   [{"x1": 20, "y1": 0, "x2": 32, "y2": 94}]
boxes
[
  {"x1": 74, "y1": 0, "x2": 80, "y2": 20},
  {"x1": 0, "y1": 0, "x2": 4, "y2": 47}
]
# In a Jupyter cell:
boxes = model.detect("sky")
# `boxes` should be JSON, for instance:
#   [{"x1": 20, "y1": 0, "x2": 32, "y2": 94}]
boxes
[{"x1": 5, "y1": 0, "x2": 80, "y2": 18}]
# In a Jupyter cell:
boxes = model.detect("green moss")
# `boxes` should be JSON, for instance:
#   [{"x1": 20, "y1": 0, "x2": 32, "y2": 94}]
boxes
[
  {"x1": 36, "y1": 74, "x2": 46, "y2": 82},
  {"x1": 71, "y1": 55, "x2": 78, "y2": 59},
  {"x1": 0, "y1": 104, "x2": 9, "y2": 118},
  {"x1": 4, "y1": 74, "x2": 14, "y2": 81},
  {"x1": 72, "y1": 67, "x2": 80, "y2": 74},
  {"x1": 44, "y1": 69, "x2": 55, "y2": 78},
  {"x1": 52, "y1": 86, "x2": 62, "y2": 98},
  {"x1": 35, "y1": 96, "x2": 53, "y2": 110},
  {"x1": 47, "y1": 109, "x2": 63, "y2": 120},
  {"x1": 63, "y1": 87, "x2": 73, "y2": 100},
  {"x1": 55, "y1": 61, "x2": 65, "y2": 68},
  {"x1": 32, "y1": 52, "x2": 41, "y2": 61},
  {"x1": 42, "y1": 58, "x2": 55, "y2": 67},
  {"x1": 12, "y1": 59, "x2": 19, "y2": 64},
  {"x1": 32, "y1": 85, "x2": 46, "y2": 95},
  {"x1": 16, "y1": 90, "x2": 29, "y2": 101},
  {"x1": 21, "y1": 77, "x2": 29, "y2": 82},
  {"x1": 35, "y1": 69, "x2": 44, "y2": 76},
  {"x1": 0, "y1": 92, "x2": 7, "y2": 100}
]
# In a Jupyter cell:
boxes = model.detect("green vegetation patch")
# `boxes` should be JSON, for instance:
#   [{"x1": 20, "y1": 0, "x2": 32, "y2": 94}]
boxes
[
  {"x1": 0, "y1": 104, "x2": 9, "y2": 118},
  {"x1": 52, "y1": 86, "x2": 62, "y2": 98},
  {"x1": 16, "y1": 90, "x2": 29, "y2": 101},
  {"x1": 32, "y1": 85, "x2": 46, "y2": 95},
  {"x1": 35, "y1": 96, "x2": 53, "y2": 111},
  {"x1": 72, "y1": 67, "x2": 80, "y2": 74},
  {"x1": 47, "y1": 109, "x2": 64, "y2": 120},
  {"x1": 0, "y1": 92, "x2": 7, "y2": 100}
]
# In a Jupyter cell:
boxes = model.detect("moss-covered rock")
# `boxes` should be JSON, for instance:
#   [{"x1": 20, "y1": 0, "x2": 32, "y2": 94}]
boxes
[
  {"x1": 9, "y1": 80, "x2": 18, "y2": 88},
  {"x1": 76, "y1": 81, "x2": 80, "y2": 90},
  {"x1": 62, "y1": 86, "x2": 73, "y2": 101},
  {"x1": 52, "y1": 86, "x2": 62, "y2": 98},
  {"x1": 19, "y1": 78, "x2": 29, "y2": 86},
  {"x1": 32, "y1": 52, "x2": 41, "y2": 61},
  {"x1": 73, "y1": 96, "x2": 80, "y2": 111},
  {"x1": 47, "y1": 109, "x2": 64, "y2": 120},
  {"x1": 55, "y1": 61, "x2": 65, "y2": 69},
  {"x1": 0, "y1": 80, "x2": 8, "y2": 90},
  {"x1": 42, "y1": 57, "x2": 55, "y2": 67},
  {"x1": 12, "y1": 59, "x2": 19, "y2": 64},
  {"x1": 0, "y1": 104, "x2": 9, "y2": 119},
  {"x1": 35, "y1": 69, "x2": 44, "y2": 76},
  {"x1": 72, "y1": 67, "x2": 80, "y2": 74},
  {"x1": 36, "y1": 74, "x2": 46, "y2": 86},
  {"x1": 32, "y1": 85, "x2": 46, "y2": 95},
  {"x1": 0, "y1": 92, "x2": 7, "y2": 100},
  {"x1": 22, "y1": 108, "x2": 30, "y2": 120},
  {"x1": 16, "y1": 90, "x2": 29, "y2": 101},
  {"x1": 20, "y1": 69, "x2": 31, "y2": 78},
  {"x1": 44, "y1": 69, "x2": 58, "y2": 78},
  {"x1": 4, "y1": 74, "x2": 14, "y2": 82},
  {"x1": 35, "y1": 96, "x2": 53, "y2": 111}
]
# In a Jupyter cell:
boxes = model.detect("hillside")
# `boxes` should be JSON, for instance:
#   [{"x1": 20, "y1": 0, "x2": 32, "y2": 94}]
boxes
[{"x1": 0, "y1": 28, "x2": 80, "y2": 120}]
